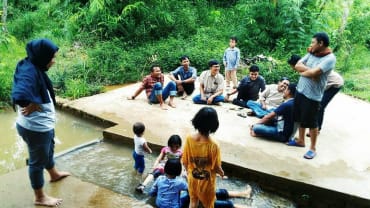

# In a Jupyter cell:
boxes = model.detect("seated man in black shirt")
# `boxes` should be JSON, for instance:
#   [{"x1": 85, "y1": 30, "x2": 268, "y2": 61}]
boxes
[{"x1": 225, "y1": 65, "x2": 266, "y2": 108}]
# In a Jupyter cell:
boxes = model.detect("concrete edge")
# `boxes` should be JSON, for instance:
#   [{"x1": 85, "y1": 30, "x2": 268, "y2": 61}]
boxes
[{"x1": 56, "y1": 99, "x2": 370, "y2": 208}]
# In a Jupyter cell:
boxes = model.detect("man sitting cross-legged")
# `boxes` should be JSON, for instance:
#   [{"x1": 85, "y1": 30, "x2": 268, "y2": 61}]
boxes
[
  {"x1": 193, "y1": 60, "x2": 225, "y2": 105},
  {"x1": 128, "y1": 65, "x2": 176, "y2": 110},
  {"x1": 250, "y1": 83, "x2": 297, "y2": 143}
]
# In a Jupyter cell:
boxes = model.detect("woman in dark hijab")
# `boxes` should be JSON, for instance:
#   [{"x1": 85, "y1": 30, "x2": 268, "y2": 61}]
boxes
[{"x1": 11, "y1": 38, "x2": 70, "y2": 207}]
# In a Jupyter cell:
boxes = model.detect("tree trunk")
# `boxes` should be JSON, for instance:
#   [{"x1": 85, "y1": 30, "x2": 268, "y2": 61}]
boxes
[{"x1": 2, "y1": 0, "x2": 8, "y2": 32}]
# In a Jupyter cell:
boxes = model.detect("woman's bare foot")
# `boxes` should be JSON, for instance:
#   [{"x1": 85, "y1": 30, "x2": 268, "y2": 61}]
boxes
[
  {"x1": 50, "y1": 171, "x2": 70, "y2": 183},
  {"x1": 34, "y1": 195, "x2": 62, "y2": 207}
]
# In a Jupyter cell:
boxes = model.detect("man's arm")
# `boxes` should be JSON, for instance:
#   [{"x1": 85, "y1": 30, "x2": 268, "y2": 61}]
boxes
[{"x1": 256, "y1": 111, "x2": 276, "y2": 124}]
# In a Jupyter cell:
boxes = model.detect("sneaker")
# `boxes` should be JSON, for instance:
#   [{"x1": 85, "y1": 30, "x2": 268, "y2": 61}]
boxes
[{"x1": 135, "y1": 184, "x2": 145, "y2": 193}]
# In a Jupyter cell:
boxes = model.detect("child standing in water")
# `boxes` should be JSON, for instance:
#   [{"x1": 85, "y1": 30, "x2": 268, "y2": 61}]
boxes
[
  {"x1": 132, "y1": 122, "x2": 152, "y2": 175},
  {"x1": 182, "y1": 107, "x2": 225, "y2": 208},
  {"x1": 136, "y1": 134, "x2": 183, "y2": 193},
  {"x1": 149, "y1": 158, "x2": 188, "y2": 208}
]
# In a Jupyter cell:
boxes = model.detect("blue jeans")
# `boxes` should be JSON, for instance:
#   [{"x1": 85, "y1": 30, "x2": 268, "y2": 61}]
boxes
[
  {"x1": 246, "y1": 100, "x2": 274, "y2": 118},
  {"x1": 16, "y1": 124, "x2": 55, "y2": 189},
  {"x1": 318, "y1": 87, "x2": 341, "y2": 130},
  {"x1": 180, "y1": 189, "x2": 233, "y2": 208},
  {"x1": 253, "y1": 123, "x2": 286, "y2": 142},
  {"x1": 192, "y1": 94, "x2": 225, "y2": 104},
  {"x1": 149, "y1": 81, "x2": 177, "y2": 103}
]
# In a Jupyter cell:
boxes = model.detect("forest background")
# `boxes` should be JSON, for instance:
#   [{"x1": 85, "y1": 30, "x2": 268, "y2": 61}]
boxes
[{"x1": 0, "y1": 0, "x2": 369, "y2": 109}]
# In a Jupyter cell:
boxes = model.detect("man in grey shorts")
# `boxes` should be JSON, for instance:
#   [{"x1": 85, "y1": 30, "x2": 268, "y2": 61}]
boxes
[{"x1": 287, "y1": 32, "x2": 336, "y2": 159}]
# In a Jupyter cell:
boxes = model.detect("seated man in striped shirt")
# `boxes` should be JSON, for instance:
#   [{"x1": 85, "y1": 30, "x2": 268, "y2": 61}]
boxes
[{"x1": 128, "y1": 65, "x2": 177, "y2": 110}]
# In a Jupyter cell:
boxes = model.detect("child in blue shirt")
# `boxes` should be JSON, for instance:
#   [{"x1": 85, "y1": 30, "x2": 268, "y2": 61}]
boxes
[{"x1": 149, "y1": 158, "x2": 187, "y2": 208}]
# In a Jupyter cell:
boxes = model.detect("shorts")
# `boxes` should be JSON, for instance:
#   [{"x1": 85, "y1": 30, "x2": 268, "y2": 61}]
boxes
[
  {"x1": 132, "y1": 151, "x2": 145, "y2": 174},
  {"x1": 294, "y1": 92, "x2": 320, "y2": 128}
]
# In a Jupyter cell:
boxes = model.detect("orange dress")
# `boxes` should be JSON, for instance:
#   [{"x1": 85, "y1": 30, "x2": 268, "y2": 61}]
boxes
[{"x1": 181, "y1": 134, "x2": 222, "y2": 208}]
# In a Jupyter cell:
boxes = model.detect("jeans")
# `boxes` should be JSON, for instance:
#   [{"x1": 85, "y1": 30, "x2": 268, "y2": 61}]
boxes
[
  {"x1": 149, "y1": 81, "x2": 177, "y2": 103},
  {"x1": 232, "y1": 98, "x2": 248, "y2": 108},
  {"x1": 192, "y1": 94, "x2": 225, "y2": 104},
  {"x1": 318, "y1": 87, "x2": 341, "y2": 130},
  {"x1": 16, "y1": 124, "x2": 55, "y2": 189},
  {"x1": 180, "y1": 189, "x2": 233, "y2": 208},
  {"x1": 246, "y1": 100, "x2": 274, "y2": 118},
  {"x1": 253, "y1": 123, "x2": 286, "y2": 142}
]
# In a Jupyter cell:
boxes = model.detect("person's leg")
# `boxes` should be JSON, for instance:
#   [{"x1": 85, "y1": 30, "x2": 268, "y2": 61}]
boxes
[
  {"x1": 193, "y1": 94, "x2": 206, "y2": 104},
  {"x1": 251, "y1": 124, "x2": 279, "y2": 141},
  {"x1": 44, "y1": 131, "x2": 70, "y2": 182},
  {"x1": 213, "y1": 95, "x2": 226, "y2": 104},
  {"x1": 232, "y1": 98, "x2": 247, "y2": 108},
  {"x1": 309, "y1": 127, "x2": 319, "y2": 151},
  {"x1": 162, "y1": 81, "x2": 177, "y2": 107},
  {"x1": 16, "y1": 124, "x2": 63, "y2": 206},
  {"x1": 183, "y1": 83, "x2": 195, "y2": 96},
  {"x1": 292, "y1": 92, "x2": 306, "y2": 146},
  {"x1": 227, "y1": 185, "x2": 252, "y2": 198},
  {"x1": 230, "y1": 69, "x2": 238, "y2": 88},
  {"x1": 151, "y1": 82, "x2": 168, "y2": 109},
  {"x1": 318, "y1": 87, "x2": 341, "y2": 131},
  {"x1": 246, "y1": 100, "x2": 269, "y2": 118},
  {"x1": 225, "y1": 70, "x2": 231, "y2": 87}
]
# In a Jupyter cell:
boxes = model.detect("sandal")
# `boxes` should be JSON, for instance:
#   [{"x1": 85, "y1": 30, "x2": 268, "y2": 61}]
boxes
[{"x1": 303, "y1": 150, "x2": 317, "y2": 159}]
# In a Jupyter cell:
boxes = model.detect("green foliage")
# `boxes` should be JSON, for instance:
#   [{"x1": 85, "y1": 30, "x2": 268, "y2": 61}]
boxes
[
  {"x1": 1, "y1": 0, "x2": 370, "y2": 104},
  {"x1": 0, "y1": 37, "x2": 25, "y2": 107}
]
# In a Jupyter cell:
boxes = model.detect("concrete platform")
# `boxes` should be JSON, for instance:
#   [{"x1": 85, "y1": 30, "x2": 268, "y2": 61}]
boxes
[
  {"x1": 2, "y1": 78, "x2": 370, "y2": 207},
  {"x1": 0, "y1": 168, "x2": 151, "y2": 208}
]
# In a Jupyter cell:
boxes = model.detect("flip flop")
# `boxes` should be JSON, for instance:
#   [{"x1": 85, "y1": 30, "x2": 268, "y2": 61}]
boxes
[
  {"x1": 304, "y1": 150, "x2": 317, "y2": 159},
  {"x1": 286, "y1": 139, "x2": 305, "y2": 147}
]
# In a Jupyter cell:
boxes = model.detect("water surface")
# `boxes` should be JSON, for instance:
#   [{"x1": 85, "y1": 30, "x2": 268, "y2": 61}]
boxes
[{"x1": 0, "y1": 109, "x2": 104, "y2": 175}]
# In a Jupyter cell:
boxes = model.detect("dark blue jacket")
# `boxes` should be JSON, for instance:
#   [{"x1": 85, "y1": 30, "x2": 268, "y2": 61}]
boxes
[{"x1": 11, "y1": 39, "x2": 59, "y2": 108}]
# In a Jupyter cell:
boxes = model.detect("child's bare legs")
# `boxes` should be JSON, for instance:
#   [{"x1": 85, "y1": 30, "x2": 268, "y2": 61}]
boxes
[
  {"x1": 34, "y1": 188, "x2": 62, "y2": 207},
  {"x1": 230, "y1": 69, "x2": 238, "y2": 88},
  {"x1": 47, "y1": 167, "x2": 70, "y2": 182},
  {"x1": 228, "y1": 185, "x2": 252, "y2": 198},
  {"x1": 142, "y1": 173, "x2": 154, "y2": 186},
  {"x1": 225, "y1": 70, "x2": 231, "y2": 87}
]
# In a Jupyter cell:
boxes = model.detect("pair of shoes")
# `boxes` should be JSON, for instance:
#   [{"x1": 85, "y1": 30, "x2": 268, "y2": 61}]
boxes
[
  {"x1": 286, "y1": 139, "x2": 305, "y2": 147},
  {"x1": 303, "y1": 150, "x2": 316, "y2": 159},
  {"x1": 135, "y1": 184, "x2": 145, "y2": 193},
  {"x1": 247, "y1": 111, "x2": 256, "y2": 116}
]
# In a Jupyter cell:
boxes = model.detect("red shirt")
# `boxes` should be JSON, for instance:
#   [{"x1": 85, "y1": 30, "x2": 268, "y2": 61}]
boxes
[{"x1": 141, "y1": 74, "x2": 164, "y2": 98}]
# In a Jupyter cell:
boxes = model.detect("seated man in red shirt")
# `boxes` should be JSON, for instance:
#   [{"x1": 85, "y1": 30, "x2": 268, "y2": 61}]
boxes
[{"x1": 128, "y1": 65, "x2": 176, "y2": 110}]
